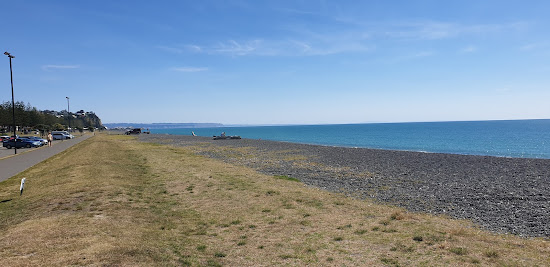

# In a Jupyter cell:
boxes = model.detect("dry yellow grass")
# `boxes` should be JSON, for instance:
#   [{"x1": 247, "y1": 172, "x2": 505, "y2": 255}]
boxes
[{"x1": 0, "y1": 134, "x2": 548, "y2": 266}]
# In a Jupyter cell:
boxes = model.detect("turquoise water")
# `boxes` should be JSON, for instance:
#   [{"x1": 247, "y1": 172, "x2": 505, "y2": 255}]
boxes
[{"x1": 150, "y1": 120, "x2": 550, "y2": 159}]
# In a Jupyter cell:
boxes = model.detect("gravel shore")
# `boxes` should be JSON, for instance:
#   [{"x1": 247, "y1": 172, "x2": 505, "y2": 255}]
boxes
[{"x1": 139, "y1": 134, "x2": 550, "y2": 237}]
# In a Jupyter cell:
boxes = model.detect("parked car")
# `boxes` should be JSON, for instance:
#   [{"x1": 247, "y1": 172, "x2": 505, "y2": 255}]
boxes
[
  {"x1": 3, "y1": 138, "x2": 41, "y2": 149},
  {"x1": 125, "y1": 128, "x2": 142, "y2": 135},
  {"x1": 0, "y1": 135, "x2": 17, "y2": 141},
  {"x1": 20, "y1": 136, "x2": 48, "y2": 146},
  {"x1": 52, "y1": 133, "x2": 71, "y2": 140},
  {"x1": 52, "y1": 131, "x2": 74, "y2": 139}
]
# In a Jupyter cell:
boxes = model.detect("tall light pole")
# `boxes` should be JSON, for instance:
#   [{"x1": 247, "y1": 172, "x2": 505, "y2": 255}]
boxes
[
  {"x1": 66, "y1": 96, "x2": 70, "y2": 132},
  {"x1": 4, "y1": 52, "x2": 17, "y2": 155}
]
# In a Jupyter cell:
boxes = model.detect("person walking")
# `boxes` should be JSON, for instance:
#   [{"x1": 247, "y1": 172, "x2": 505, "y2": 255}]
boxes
[{"x1": 47, "y1": 132, "x2": 53, "y2": 147}]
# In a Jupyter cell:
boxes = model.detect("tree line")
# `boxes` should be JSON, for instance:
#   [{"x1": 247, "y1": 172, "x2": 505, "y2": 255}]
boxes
[{"x1": 0, "y1": 101, "x2": 104, "y2": 133}]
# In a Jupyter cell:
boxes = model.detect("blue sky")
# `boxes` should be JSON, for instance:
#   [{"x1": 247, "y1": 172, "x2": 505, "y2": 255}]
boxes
[{"x1": 2, "y1": 0, "x2": 549, "y2": 124}]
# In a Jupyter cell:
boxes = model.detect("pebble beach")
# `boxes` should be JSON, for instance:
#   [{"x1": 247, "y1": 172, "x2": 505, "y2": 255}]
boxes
[{"x1": 139, "y1": 134, "x2": 550, "y2": 238}]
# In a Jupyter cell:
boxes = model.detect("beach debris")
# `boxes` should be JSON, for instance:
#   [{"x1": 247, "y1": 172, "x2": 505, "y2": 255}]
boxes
[
  {"x1": 20, "y1": 178, "x2": 26, "y2": 196},
  {"x1": 213, "y1": 132, "x2": 241, "y2": 140}
]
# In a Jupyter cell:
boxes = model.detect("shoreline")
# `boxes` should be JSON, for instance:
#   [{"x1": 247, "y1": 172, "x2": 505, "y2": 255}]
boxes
[
  {"x1": 147, "y1": 119, "x2": 550, "y2": 159},
  {"x1": 215, "y1": 138, "x2": 549, "y2": 160},
  {"x1": 139, "y1": 134, "x2": 550, "y2": 238},
  {"x1": 148, "y1": 132, "x2": 550, "y2": 160}
]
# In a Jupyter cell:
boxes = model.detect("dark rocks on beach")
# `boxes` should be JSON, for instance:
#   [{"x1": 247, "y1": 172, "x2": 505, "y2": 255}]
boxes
[{"x1": 139, "y1": 134, "x2": 550, "y2": 238}]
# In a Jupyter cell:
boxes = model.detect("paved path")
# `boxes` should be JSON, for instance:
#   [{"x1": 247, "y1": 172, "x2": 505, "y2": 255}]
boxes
[{"x1": 0, "y1": 134, "x2": 93, "y2": 182}]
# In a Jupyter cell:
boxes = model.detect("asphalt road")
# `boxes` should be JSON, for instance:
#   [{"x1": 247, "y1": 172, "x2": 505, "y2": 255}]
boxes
[{"x1": 0, "y1": 134, "x2": 92, "y2": 182}]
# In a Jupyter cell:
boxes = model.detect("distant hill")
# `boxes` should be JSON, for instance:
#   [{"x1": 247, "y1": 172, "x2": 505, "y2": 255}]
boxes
[{"x1": 103, "y1": 123, "x2": 224, "y2": 129}]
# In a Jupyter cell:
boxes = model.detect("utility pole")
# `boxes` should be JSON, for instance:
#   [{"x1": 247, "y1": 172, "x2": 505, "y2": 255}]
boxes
[
  {"x1": 4, "y1": 52, "x2": 17, "y2": 155},
  {"x1": 66, "y1": 96, "x2": 70, "y2": 132}
]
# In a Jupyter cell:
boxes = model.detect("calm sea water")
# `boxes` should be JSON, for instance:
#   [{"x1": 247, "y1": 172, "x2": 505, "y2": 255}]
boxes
[{"x1": 150, "y1": 120, "x2": 550, "y2": 159}]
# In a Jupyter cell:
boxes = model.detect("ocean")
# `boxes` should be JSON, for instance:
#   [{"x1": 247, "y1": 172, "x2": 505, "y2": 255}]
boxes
[{"x1": 149, "y1": 119, "x2": 550, "y2": 159}]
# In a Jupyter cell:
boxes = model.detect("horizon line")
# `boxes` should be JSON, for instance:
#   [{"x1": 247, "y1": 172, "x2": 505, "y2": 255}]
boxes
[{"x1": 103, "y1": 118, "x2": 550, "y2": 127}]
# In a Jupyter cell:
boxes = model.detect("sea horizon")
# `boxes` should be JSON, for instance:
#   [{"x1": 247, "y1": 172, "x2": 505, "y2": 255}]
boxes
[
  {"x1": 122, "y1": 119, "x2": 550, "y2": 160},
  {"x1": 104, "y1": 118, "x2": 550, "y2": 129}
]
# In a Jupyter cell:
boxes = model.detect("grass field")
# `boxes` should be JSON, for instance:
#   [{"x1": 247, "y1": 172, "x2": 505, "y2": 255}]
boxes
[{"x1": 0, "y1": 134, "x2": 549, "y2": 266}]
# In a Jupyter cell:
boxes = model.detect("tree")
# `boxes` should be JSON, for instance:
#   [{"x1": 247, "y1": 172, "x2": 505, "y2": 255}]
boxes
[
  {"x1": 34, "y1": 124, "x2": 50, "y2": 131},
  {"x1": 0, "y1": 100, "x2": 104, "y2": 131},
  {"x1": 53, "y1": 123, "x2": 65, "y2": 131}
]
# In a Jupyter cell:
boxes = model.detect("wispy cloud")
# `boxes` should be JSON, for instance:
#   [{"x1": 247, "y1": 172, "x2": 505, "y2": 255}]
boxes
[
  {"x1": 171, "y1": 67, "x2": 208, "y2": 72},
  {"x1": 213, "y1": 40, "x2": 263, "y2": 56},
  {"x1": 193, "y1": 34, "x2": 373, "y2": 57},
  {"x1": 273, "y1": 7, "x2": 319, "y2": 16},
  {"x1": 157, "y1": 45, "x2": 184, "y2": 54},
  {"x1": 185, "y1": 20, "x2": 522, "y2": 57},
  {"x1": 172, "y1": 18, "x2": 526, "y2": 58},
  {"x1": 495, "y1": 87, "x2": 512, "y2": 93},
  {"x1": 42, "y1": 65, "x2": 80, "y2": 71},
  {"x1": 395, "y1": 51, "x2": 435, "y2": 62},
  {"x1": 157, "y1": 45, "x2": 203, "y2": 54},
  {"x1": 287, "y1": 28, "x2": 373, "y2": 56},
  {"x1": 186, "y1": 45, "x2": 202, "y2": 53},
  {"x1": 381, "y1": 51, "x2": 436, "y2": 64},
  {"x1": 385, "y1": 22, "x2": 455, "y2": 40},
  {"x1": 413, "y1": 51, "x2": 435, "y2": 58},
  {"x1": 460, "y1": 45, "x2": 478, "y2": 53},
  {"x1": 383, "y1": 21, "x2": 520, "y2": 41},
  {"x1": 520, "y1": 41, "x2": 550, "y2": 51}
]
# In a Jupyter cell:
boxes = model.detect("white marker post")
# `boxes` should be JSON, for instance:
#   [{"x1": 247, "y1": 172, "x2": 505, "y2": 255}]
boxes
[{"x1": 20, "y1": 178, "x2": 26, "y2": 196}]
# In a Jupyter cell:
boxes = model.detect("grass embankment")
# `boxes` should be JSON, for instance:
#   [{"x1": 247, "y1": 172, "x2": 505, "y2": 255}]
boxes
[{"x1": 0, "y1": 134, "x2": 548, "y2": 266}]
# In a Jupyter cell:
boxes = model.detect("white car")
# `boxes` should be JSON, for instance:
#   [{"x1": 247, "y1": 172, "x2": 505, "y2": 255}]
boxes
[
  {"x1": 52, "y1": 133, "x2": 71, "y2": 140},
  {"x1": 52, "y1": 131, "x2": 74, "y2": 139}
]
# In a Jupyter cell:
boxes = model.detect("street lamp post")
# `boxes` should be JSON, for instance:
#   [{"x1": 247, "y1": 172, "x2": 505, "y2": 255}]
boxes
[
  {"x1": 4, "y1": 52, "x2": 17, "y2": 155},
  {"x1": 66, "y1": 96, "x2": 70, "y2": 132}
]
